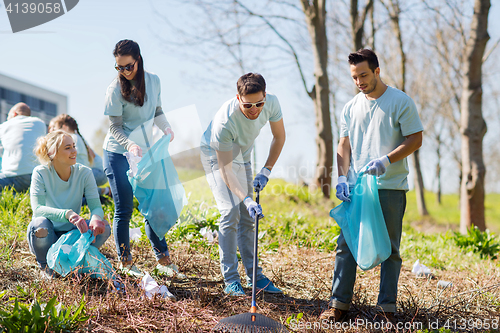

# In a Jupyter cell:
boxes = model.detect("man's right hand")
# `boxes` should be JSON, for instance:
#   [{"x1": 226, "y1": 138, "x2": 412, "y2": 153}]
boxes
[
  {"x1": 243, "y1": 196, "x2": 264, "y2": 219},
  {"x1": 335, "y1": 176, "x2": 350, "y2": 202}
]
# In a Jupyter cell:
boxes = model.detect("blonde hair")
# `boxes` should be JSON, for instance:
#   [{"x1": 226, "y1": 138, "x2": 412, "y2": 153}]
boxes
[{"x1": 35, "y1": 130, "x2": 72, "y2": 166}]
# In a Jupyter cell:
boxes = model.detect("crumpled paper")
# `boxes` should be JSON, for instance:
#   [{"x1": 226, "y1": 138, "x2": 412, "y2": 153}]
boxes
[
  {"x1": 129, "y1": 227, "x2": 142, "y2": 241},
  {"x1": 412, "y1": 259, "x2": 432, "y2": 277},
  {"x1": 139, "y1": 273, "x2": 176, "y2": 301},
  {"x1": 200, "y1": 227, "x2": 217, "y2": 243},
  {"x1": 124, "y1": 152, "x2": 142, "y2": 177}
]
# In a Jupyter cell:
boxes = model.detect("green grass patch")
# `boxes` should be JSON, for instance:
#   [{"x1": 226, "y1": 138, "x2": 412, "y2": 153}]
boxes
[{"x1": 405, "y1": 191, "x2": 500, "y2": 233}]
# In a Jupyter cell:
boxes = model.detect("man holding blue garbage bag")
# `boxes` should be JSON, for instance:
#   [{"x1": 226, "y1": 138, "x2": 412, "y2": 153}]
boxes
[
  {"x1": 201, "y1": 73, "x2": 286, "y2": 296},
  {"x1": 320, "y1": 49, "x2": 423, "y2": 322}
]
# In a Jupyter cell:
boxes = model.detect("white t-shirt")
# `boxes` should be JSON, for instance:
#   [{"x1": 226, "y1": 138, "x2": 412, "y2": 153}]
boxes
[
  {"x1": 340, "y1": 86, "x2": 423, "y2": 190},
  {"x1": 0, "y1": 115, "x2": 46, "y2": 176},
  {"x1": 103, "y1": 71, "x2": 162, "y2": 154},
  {"x1": 201, "y1": 93, "x2": 282, "y2": 164}
]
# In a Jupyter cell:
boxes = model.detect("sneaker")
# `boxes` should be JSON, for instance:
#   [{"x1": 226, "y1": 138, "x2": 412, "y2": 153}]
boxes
[
  {"x1": 155, "y1": 263, "x2": 187, "y2": 279},
  {"x1": 248, "y1": 277, "x2": 283, "y2": 294},
  {"x1": 319, "y1": 307, "x2": 348, "y2": 322},
  {"x1": 223, "y1": 281, "x2": 246, "y2": 296},
  {"x1": 119, "y1": 263, "x2": 144, "y2": 278}
]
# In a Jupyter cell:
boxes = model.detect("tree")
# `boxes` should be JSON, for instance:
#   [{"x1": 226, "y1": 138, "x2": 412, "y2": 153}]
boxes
[
  {"x1": 158, "y1": 0, "x2": 334, "y2": 197},
  {"x1": 299, "y1": 0, "x2": 333, "y2": 197},
  {"x1": 381, "y1": 0, "x2": 429, "y2": 216},
  {"x1": 460, "y1": 0, "x2": 490, "y2": 233},
  {"x1": 350, "y1": 0, "x2": 375, "y2": 51}
]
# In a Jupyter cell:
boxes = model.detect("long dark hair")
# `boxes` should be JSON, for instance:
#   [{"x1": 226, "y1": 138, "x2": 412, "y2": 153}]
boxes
[{"x1": 113, "y1": 40, "x2": 146, "y2": 106}]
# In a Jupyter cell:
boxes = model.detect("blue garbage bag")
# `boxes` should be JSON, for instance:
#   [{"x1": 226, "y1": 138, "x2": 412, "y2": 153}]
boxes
[
  {"x1": 330, "y1": 168, "x2": 391, "y2": 270},
  {"x1": 47, "y1": 229, "x2": 116, "y2": 279},
  {"x1": 128, "y1": 134, "x2": 187, "y2": 240}
]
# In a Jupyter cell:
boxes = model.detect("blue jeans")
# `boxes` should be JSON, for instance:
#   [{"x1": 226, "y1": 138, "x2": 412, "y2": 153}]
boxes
[
  {"x1": 26, "y1": 217, "x2": 111, "y2": 269},
  {"x1": 92, "y1": 168, "x2": 108, "y2": 187},
  {"x1": 202, "y1": 156, "x2": 265, "y2": 286},
  {"x1": 103, "y1": 150, "x2": 169, "y2": 263},
  {"x1": 0, "y1": 173, "x2": 32, "y2": 192},
  {"x1": 329, "y1": 190, "x2": 406, "y2": 313}
]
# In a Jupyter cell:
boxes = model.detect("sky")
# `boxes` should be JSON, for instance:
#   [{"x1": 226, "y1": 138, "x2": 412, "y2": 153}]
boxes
[{"x1": 0, "y1": 0, "x2": 499, "y2": 192}]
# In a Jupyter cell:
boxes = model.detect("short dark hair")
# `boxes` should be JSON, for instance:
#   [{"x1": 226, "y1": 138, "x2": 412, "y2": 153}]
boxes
[
  {"x1": 348, "y1": 49, "x2": 379, "y2": 72},
  {"x1": 237, "y1": 73, "x2": 266, "y2": 96}
]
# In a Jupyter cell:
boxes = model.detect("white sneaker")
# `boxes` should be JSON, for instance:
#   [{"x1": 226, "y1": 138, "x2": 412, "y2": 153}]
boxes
[
  {"x1": 119, "y1": 263, "x2": 144, "y2": 278},
  {"x1": 155, "y1": 263, "x2": 187, "y2": 279}
]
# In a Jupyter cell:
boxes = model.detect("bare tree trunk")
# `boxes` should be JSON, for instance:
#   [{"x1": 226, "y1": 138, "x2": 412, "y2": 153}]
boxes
[
  {"x1": 301, "y1": 0, "x2": 333, "y2": 198},
  {"x1": 459, "y1": 0, "x2": 490, "y2": 233},
  {"x1": 412, "y1": 150, "x2": 429, "y2": 215},
  {"x1": 382, "y1": 0, "x2": 428, "y2": 216},
  {"x1": 436, "y1": 135, "x2": 442, "y2": 205},
  {"x1": 351, "y1": 0, "x2": 374, "y2": 51}
]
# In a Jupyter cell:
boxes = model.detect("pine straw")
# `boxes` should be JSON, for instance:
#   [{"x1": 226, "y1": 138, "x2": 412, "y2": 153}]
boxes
[{"x1": 2, "y1": 238, "x2": 500, "y2": 332}]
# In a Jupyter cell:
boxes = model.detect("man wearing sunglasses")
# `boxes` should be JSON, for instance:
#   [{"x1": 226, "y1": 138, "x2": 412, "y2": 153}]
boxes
[{"x1": 201, "y1": 73, "x2": 286, "y2": 297}]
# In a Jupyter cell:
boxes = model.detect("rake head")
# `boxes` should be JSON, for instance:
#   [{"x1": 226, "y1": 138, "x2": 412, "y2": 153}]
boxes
[{"x1": 213, "y1": 313, "x2": 289, "y2": 333}]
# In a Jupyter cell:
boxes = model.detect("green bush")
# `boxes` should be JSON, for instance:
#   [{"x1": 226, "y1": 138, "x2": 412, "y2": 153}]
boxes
[
  {"x1": 453, "y1": 226, "x2": 500, "y2": 259},
  {"x1": 0, "y1": 288, "x2": 88, "y2": 333}
]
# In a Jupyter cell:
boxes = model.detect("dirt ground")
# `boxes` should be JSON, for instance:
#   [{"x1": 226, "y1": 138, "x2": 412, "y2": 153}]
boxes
[{"x1": 2, "y1": 236, "x2": 500, "y2": 332}]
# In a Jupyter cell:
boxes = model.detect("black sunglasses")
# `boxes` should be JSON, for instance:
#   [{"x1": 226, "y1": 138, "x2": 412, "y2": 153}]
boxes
[{"x1": 115, "y1": 60, "x2": 137, "y2": 72}]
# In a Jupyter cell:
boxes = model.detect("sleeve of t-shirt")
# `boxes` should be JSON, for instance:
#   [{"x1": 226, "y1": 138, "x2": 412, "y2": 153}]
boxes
[
  {"x1": 211, "y1": 124, "x2": 234, "y2": 152},
  {"x1": 156, "y1": 75, "x2": 162, "y2": 109},
  {"x1": 340, "y1": 104, "x2": 350, "y2": 138},
  {"x1": 269, "y1": 95, "x2": 283, "y2": 122},
  {"x1": 398, "y1": 96, "x2": 424, "y2": 136},
  {"x1": 104, "y1": 80, "x2": 124, "y2": 117},
  {"x1": 30, "y1": 169, "x2": 69, "y2": 223},
  {"x1": 82, "y1": 168, "x2": 105, "y2": 218}
]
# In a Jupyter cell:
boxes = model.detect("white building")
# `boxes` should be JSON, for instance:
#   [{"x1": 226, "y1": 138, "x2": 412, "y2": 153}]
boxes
[{"x1": 0, "y1": 72, "x2": 67, "y2": 125}]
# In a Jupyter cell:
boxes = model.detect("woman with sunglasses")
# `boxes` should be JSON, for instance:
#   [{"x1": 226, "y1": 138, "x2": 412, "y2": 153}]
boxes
[
  {"x1": 102, "y1": 39, "x2": 184, "y2": 279},
  {"x1": 27, "y1": 130, "x2": 111, "y2": 279}
]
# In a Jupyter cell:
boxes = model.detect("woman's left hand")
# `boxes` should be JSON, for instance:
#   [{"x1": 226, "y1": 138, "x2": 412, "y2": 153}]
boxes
[{"x1": 89, "y1": 217, "x2": 107, "y2": 242}]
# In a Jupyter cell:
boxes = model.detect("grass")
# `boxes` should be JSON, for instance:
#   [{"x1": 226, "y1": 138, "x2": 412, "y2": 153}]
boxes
[
  {"x1": 0, "y1": 176, "x2": 499, "y2": 332},
  {"x1": 404, "y1": 191, "x2": 500, "y2": 234}
]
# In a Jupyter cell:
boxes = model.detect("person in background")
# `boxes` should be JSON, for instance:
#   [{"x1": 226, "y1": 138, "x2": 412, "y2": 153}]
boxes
[
  {"x1": 320, "y1": 49, "x2": 423, "y2": 323},
  {"x1": 0, "y1": 102, "x2": 46, "y2": 192},
  {"x1": 200, "y1": 73, "x2": 286, "y2": 296},
  {"x1": 49, "y1": 114, "x2": 109, "y2": 194},
  {"x1": 102, "y1": 39, "x2": 183, "y2": 279},
  {"x1": 27, "y1": 130, "x2": 111, "y2": 279}
]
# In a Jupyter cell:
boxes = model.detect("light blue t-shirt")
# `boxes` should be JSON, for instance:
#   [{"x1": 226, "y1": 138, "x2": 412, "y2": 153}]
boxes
[
  {"x1": 200, "y1": 93, "x2": 282, "y2": 163},
  {"x1": 103, "y1": 71, "x2": 162, "y2": 154},
  {"x1": 0, "y1": 115, "x2": 46, "y2": 176},
  {"x1": 30, "y1": 164, "x2": 104, "y2": 231},
  {"x1": 340, "y1": 86, "x2": 423, "y2": 190},
  {"x1": 73, "y1": 133, "x2": 90, "y2": 167}
]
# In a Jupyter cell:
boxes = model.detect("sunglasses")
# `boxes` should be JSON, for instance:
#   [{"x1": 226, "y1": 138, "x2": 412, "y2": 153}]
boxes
[
  {"x1": 115, "y1": 60, "x2": 137, "y2": 72},
  {"x1": 240, "y1": 97, "x2": 266, "y2": 109}
]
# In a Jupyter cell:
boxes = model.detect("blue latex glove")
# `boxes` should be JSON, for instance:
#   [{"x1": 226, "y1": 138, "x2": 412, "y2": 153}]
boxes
[
  {"x1": 365, "y1": 155, "x2": 391, "y2": 176},
  {"x1": 244, "y1": 196, "x2": 264, "y2": 219},
  {"x1": 335, "y1": 176, "x2": 351, "y2": 202},
  {"x1": 253, "y1": 167, "x2": 271, "y2": 192}
]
